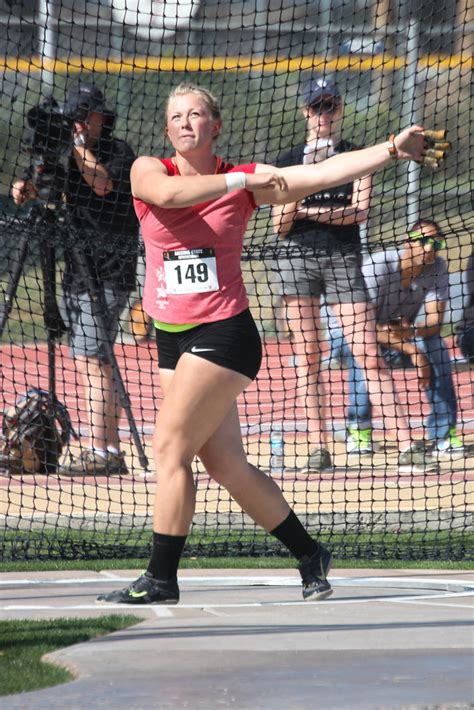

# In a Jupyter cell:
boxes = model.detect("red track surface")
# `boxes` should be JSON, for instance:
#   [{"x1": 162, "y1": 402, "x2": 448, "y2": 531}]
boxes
[
  {"x1": 1, "y1": 338, "x2": 472, "y2": 490},
  {"x1": 1, "y1": 338, "x2": 473, "y2": 434}
]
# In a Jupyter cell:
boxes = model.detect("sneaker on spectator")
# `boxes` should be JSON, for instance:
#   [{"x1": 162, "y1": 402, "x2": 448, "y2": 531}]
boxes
[
  {"x1": 59, "y1": 449, "x2": 129, "y2": 477},
  {"x1": 298, "y1": 546, "x2": 333, "y2": 601},
  {"x1": 398, "y1": 445, "x2": 437, "y2": 473},
  {"x1": 96, "y1": 572, "x2": 179, "y2": 605},
  {"x1": 306, "y1": 447, "x2": 332, "y2": 471},
  {"x1": 346, "y1": 426, "x2": 373, "y2": 455},
  {"x1": 434, "y1": 428, "x2": 465, "y2": 461}
]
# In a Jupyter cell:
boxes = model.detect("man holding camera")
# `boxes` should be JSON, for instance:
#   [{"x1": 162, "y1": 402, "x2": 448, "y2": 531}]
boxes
[{"x1": 12, "y1": 82, "x2": 139, "y2": 476}]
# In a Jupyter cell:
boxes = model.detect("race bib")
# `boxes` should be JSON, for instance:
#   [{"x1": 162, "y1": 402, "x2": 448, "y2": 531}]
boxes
[{"x1": 163, "y1": 248, "x2": 219, "y2": 295}]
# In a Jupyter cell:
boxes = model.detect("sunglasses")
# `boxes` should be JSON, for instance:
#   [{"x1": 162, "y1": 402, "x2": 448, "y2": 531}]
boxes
[
  {"x1": 408, "y1": 230, "x2": 446, "y2": 250},
  {"x1": 310, "y1": 99, "x2": 341, "y2": 115}
]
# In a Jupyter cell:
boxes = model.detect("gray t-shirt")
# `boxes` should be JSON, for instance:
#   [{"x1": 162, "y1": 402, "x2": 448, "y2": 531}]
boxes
[{"x1": 362, "y1": 249, "x2": 449, "y2": 324}]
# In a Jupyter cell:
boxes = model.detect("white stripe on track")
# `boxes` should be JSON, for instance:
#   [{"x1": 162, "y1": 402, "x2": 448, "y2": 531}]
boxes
[
  {"x1": 0, "y1": 575, "x2": 473, "y2": 593},
  {"x1": 1, "y1": 594, "x2": 473, "y2": 613},
  {"x1": 381, "y1": 600, "x2": 474, "y2": 610}
]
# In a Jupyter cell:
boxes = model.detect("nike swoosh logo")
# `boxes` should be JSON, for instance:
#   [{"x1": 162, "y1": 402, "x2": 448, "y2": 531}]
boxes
[
  {"x1": 190, "y1": 346, "x2": 215, "y2": 353},
  {"x1": 129, "y1": 590, "x2": 148, "y2": 598}
]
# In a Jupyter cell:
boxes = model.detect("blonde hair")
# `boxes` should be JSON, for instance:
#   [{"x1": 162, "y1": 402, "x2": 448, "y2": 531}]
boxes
[{"x1": 166, "y1": 83, "x2": 222, "y2": 121}]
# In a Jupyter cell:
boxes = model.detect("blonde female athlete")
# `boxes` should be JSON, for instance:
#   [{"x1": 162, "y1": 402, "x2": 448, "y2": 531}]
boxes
[{"x1": 97, "y1": 83, "x2": 434, "y2": 605}]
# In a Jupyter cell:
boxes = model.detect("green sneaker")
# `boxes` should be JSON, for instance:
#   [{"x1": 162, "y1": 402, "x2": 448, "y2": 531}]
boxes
[
  {"x1": 434, "y1": 428, "x2": 465, "y2": 461},
  {"x1": 307, "y1": 447, "x2": 332, "y2": 471},
  {"x1": 346, "y1": 426, "x2": 373, "y2": 455},
  {"x1": 96, "y1": 572, "x2": 179, "y2": 605},
  {"x1": 449, "y1": 427, "x2": 464, "y2": 449}
]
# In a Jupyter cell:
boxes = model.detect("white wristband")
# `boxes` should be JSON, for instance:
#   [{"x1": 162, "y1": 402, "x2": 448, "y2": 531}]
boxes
[{"x1": 224, "y1": 172, "x2": 246, "y2": 192}]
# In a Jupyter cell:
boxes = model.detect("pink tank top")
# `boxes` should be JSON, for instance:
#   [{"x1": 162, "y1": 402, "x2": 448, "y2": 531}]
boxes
[{"x1": 133, "y1": 158, "x2": 257, "y2": 324}]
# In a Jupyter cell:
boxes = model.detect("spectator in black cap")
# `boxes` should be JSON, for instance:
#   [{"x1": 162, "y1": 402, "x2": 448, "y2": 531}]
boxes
[
  {"x1": 272, "y1": 75, "x2": 437, "y2": 473},
  {"x1": 12, "y1": 80, "x2": 139, "y2": 477}
]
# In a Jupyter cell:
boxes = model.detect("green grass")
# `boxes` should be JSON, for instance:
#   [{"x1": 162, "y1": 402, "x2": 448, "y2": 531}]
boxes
[
  {"x1": 0, "y1": 258, "x2": 64, "y2": 344},
  {"x1": 0, "y1": 615, "x2": 141, "y2": 696},
  {"x1": 2, "y1": 526, "x2": 473, "y2": 568},
  {"x1": 1, "y1": 556, "x2": 473, "y2": 573}
]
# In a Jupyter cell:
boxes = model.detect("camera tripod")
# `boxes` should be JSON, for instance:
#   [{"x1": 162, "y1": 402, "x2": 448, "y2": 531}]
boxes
[{"x1": 0, "y1": 203, "x2": 149, "y2": 472}]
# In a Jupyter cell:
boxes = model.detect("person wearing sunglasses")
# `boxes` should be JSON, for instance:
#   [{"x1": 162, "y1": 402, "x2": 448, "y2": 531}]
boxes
[
  {"x1": 328, "y1": 219, "x2": 464, "y2": 461},
  {"x1": 273, "y1": 77, "x2": 437, "y2": 472}
]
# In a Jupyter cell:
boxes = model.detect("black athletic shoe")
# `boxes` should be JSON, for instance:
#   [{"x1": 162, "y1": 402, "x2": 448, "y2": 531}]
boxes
[
  {"x1": 298, "y1": 546, "x2": 333, "y2": 601},
  {"x1": 96, "y1": 572, "x2": 179, "y2": 605}
]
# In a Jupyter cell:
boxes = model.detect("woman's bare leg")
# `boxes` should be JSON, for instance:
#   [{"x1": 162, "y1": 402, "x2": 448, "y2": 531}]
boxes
[
  {"x1": 199, "y1": 402, "x2": 291, "y2": 530},
  {"x1": 152, "y1": 355, "x2": 252, "y2": 535}
]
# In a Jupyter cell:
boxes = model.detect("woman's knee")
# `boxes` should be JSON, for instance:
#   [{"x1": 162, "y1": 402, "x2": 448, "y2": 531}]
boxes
[
  {"x1": 152, "y1": 432, "x2": 194, "y2": 472},
  {"x1": 201, "y1": 452, "x2": 247, "y2": 488}
]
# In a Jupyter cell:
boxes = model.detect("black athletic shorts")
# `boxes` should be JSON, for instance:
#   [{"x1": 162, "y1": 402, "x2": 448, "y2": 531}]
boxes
[{"x1": 155, "y1": 308, "x2": 262, "y2": 380}]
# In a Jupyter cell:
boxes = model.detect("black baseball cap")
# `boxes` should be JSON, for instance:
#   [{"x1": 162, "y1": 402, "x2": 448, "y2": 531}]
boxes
[
  {"x1": 64, "y1": 82, "x2": 107, "y2": 121},
  {"x1": 302, "y1": 77, "x2": 341, "y2": 107}
]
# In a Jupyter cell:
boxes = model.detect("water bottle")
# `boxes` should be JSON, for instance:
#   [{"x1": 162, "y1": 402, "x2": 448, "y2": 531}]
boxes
[{"x1": 270, "y1": 425, "x2": 285, "y2": 472}]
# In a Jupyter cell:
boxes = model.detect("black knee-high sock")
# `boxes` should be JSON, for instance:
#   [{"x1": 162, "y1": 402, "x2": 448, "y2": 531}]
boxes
[
  {"x1": 269, "y1": 510, "x2": 319, "y2": 560},
  {"x1": 147, "y1": 532, "x2": 187, "y2": 581}
]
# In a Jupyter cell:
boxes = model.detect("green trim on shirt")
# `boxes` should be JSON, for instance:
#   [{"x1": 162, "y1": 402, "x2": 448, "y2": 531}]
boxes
[{"x1": 153, "y1": 320, "x2": 199, "y2": 333}]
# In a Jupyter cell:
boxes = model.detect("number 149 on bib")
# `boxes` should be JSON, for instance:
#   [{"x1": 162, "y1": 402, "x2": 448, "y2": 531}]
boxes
[{"x1": 163, "y1": 247, "x2": 219, "y2": 294}]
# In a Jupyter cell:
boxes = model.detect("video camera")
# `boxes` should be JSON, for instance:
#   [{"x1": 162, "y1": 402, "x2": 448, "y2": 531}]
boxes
[{"x1": 22, "y1": 97, "x2": 74, "y2": 203}]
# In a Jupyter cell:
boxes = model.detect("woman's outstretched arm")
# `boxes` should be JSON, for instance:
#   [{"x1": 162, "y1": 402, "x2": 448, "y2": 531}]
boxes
[
  {"x1": 250, "y1": 126, "x2": 426, "y2": 206},
  {"x1": 131, "y1": 127, "x2": 447, "y2": 210}
]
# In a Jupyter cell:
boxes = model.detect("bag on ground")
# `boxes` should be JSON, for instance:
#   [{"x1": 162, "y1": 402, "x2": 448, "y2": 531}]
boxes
[{"x1": 1, "y1": 388, "x2": 74, "y2": 474}]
